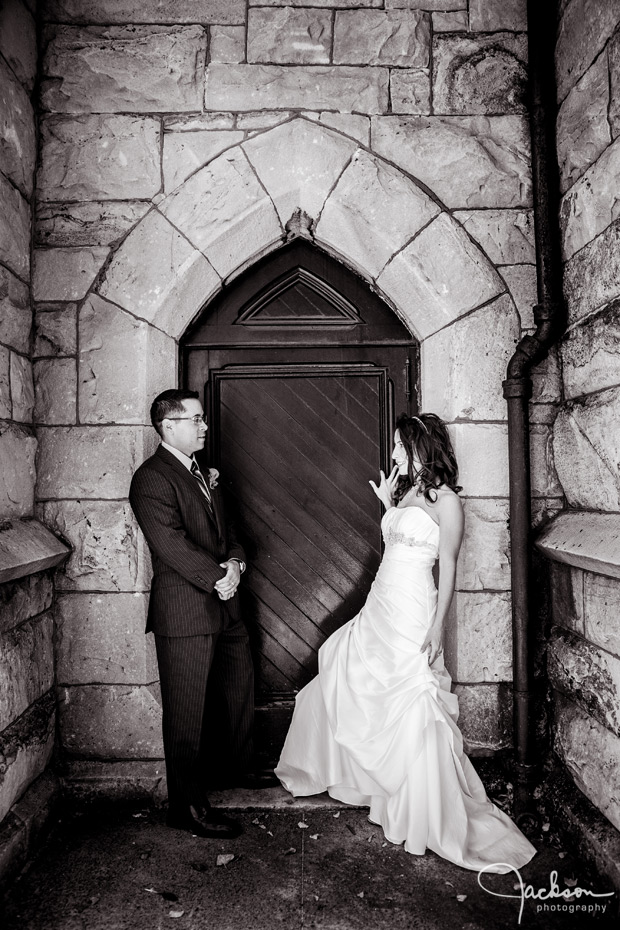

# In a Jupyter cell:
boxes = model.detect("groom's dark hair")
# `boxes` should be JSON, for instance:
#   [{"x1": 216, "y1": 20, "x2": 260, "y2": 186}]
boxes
[{"x1": 151, "y1": 389, "x2": 200, "y2": 437}]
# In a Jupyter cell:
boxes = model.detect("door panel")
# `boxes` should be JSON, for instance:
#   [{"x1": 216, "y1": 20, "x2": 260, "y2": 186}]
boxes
[{"x1": 208, "y1": 363, "x2": 389, "y2": 699}]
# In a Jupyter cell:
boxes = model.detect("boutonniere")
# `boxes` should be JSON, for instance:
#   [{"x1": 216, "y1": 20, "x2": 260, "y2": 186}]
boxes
[{"x1": 208, "y1": 468, "x2": 219, "y2": 490}]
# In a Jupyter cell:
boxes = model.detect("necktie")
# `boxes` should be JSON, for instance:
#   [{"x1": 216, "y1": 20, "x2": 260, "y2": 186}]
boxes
[{"x1": 190, "y1": 460, "x2": 215, "y2": 517}]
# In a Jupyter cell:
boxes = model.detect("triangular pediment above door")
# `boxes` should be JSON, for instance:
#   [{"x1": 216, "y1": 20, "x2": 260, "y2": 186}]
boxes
[{"x1": 235, "y1": 268, "x2": 363, "y2": 327}]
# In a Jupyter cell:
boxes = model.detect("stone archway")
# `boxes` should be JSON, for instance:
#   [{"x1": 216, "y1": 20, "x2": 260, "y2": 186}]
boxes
[{"x1": 46, "y1": 116, "x2": 525, "y2": 786}]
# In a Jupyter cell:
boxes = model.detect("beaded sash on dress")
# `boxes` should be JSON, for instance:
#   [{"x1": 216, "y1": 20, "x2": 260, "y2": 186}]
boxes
[{"x1": 384, "y1": 528, "x2": 437, "y2": 552}]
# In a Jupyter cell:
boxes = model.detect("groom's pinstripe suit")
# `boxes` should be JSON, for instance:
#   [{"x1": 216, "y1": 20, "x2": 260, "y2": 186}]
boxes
[{"x1": 129, "y1": 444, "x2": 253, "y2": 811}]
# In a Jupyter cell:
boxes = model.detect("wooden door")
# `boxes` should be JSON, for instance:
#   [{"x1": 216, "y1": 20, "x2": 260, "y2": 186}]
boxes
[{"x1": 183, "y1": 242, "x2": 417, "y2": 761}]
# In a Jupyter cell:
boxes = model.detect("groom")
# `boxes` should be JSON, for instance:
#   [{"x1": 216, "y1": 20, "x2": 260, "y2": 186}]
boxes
[{"x1": 129, "y1": 389, "x2": 258, "y2": 838}]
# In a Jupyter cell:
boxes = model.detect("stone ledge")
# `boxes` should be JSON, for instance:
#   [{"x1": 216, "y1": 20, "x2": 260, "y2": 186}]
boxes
[
  {"x1": 535, "y1": 511, "x2": 620, "y2": 580},
  {"x1": 0, "y1": 519, "x2": 70, "y2": 585},
  {"x1": 0, "y1": 771, "x2": 61, "y2": 890}
]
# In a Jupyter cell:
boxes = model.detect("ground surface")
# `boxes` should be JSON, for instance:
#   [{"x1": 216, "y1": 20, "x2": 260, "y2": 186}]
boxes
[{"x1": 1, "y1": 790, "x2": 617, "y2": 930}]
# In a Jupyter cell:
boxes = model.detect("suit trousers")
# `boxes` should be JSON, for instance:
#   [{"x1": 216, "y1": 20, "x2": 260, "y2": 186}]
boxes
[{"x1": 155, "y1": 615, "x2": 254, "y2": 812}]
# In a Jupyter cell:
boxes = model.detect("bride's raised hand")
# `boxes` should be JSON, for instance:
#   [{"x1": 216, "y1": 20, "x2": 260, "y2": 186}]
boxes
[{"x1": 369, "y1": 465, "x2": 399, "y2": 510}]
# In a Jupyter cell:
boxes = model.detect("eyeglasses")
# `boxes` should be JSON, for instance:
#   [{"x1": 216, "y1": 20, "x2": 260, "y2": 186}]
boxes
[{"x1": 163, "y1": 415, "x2": 208, "y2": 425}]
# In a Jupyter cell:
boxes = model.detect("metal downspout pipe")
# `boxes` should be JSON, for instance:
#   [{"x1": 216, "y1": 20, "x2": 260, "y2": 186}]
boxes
[{"x1": 502, "y1": 0, "x2": 566, "y2": 799}]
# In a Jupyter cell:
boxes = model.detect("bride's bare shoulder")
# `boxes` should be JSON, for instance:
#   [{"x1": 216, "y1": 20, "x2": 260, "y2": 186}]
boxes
[{"x1": 435, "y1": 486, "x2": 463, "y2": 517}]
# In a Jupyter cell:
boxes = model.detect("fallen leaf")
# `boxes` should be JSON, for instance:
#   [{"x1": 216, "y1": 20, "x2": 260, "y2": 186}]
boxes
[
  {"x1": 298, "y1": 822, "x2": 309, "y2": 829},
  {"x1": 456, "y1": 894, "x2": 467, "y2": 902},
  {"x1": 252, "y1": 818, "x2": 261, "y2": 824},
  {"x1": 132, "y1": 813, "x2": 146, "y2": 819},
  {"x1": 333, "y1": 812, "x2": 340, "y2": 818},
  {"x1": 367, "y1": 834, "x2": 375, "y2": 842},
  {"x1": 382, "y1": 842, "x2": 387, "y2": 848},
  {"x1": 169, "y1": 910, "x2": 184, "y2": 919},
  {"x1": 216, "y1": 854, "x2": 235, "y2": 867},
  {"x1": 313, "y1": 895, "x2": 319, "y2": 901},
  {"x1": 310, "y1": 834, "x2": 319, "y2": 840},
  {"x1": 542, "y1": 822, "x2": 550, "y2": 832},
  {"x1": 445, "y1": 882, "x2": 454, "y2": 888},
  {"x1": 284, "y1": 847, "x2": 296, "y2": 855},
  {"x1": 89, "y1": 895, "x2": 100, "y2": 906},
  {"x1": 267, "y1": 831, "x2": 274, "y2": 837},
  {"x1": 259, "y1": 824, "x2": 266, "y2": 830},
  {"x1": 144, "y1": 887, "x2": 158, "y2": 894},
  {"x1": 357, "y1": 891, "x2": 364, "y2": 898},
  {"x1": 558, "y1": 852, "x2": 566, "y2": 859},
  {"x1": 564, "y1": 877, "x2": 578, "y2": 887}
]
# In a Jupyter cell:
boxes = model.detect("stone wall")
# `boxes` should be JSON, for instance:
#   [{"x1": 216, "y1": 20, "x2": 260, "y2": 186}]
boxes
[
  {"x1": 0, "y1": 0, "x2": 66, "y2": 881},
  {"x1": 33, "y1": 0, "x2": 561, "y2": 796},
  {"x1": 546, "y1": 0, "x2": 620, "y2": 832}
]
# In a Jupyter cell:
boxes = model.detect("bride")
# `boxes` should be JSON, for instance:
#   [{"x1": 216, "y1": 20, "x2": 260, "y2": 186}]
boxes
[{"x1": 275, "y1": 413, "x2": 536, "y2": 873}]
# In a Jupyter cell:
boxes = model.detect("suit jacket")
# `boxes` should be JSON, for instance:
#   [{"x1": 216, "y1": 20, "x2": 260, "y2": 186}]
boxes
[{"x1": 129, "y1": 445, "x2": 246, "y2": 636}]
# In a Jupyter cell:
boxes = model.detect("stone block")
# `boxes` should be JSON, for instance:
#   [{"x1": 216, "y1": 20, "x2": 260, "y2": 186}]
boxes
[
  {"x1": 0, "y1": 173, "x2": 30, "y2": 280},
  {"x1": 97, "y1": 217, "x2": 221, "y2": 341},
  {"x1": 0, "y1": 573, "x2": 53, "y2": 635},
  {"x1": 41, "y1": 25, "x2": 207, "y2": 114},
  {"x1": 445, "y1": 591, "x2": 512, "y2": 683},
  {"x1": 560, "y1": 136, "x2": 620, "y2": 261},
  {"x1": 164, "y1": 114, "x2": 235, "y2": 131},
  {"x1": 536, "y1": 511, "x2": 620, "y2": 580},
  {"x1": 0, "y1": 347, "x2": 9, "y2": 419},
  {"x1": 554, "y1": 696, "x2": 620, "y2": 833},
  {"x1": 243, "y1": 119, "x2": 356, "y2": 229},
  {"x1": 37, "y1": 426, "x2": 144, "y2": 499},
  {"x1": 530, "y1": 497, "x2": 564, "y2": 530},
  {"x1": 43, "y1": 0, "x2": 245, "y2": 23},
  {"x1": 38, "y1": 115, "x2": 161, "y2": 202},
  {"x1": 238, "y1": 112, "x2": 292, "y2": 130},
  {"x1": 34, "y1": 305, "x2": 77, "y2": 358},
  {"x1": 32, "y1": 247, "x2": 108, "y2": 302},
  {"x1": 530, "y1": 347, "x2": 562, "y2": 405},
  {"x1": 248, "y1": 9, "x2": 331, "y2": 64},
  {"x1": 376, "y1": 213, "x2": 503, "y2": 339},
  {"x1": 58, "y1": 685, "x2": 163, "y2": 759},
  {"x1": 550, "y1": 563, "x2": 585, "y2": 635},
  {"x1": 457, "y1": 498, "x2": 510, "y2": 592},
  {"x1": 499, "y1": 264, "x2": 537, "y2": 329},
  {"x1": 390, "y1": 70, "x2": 431, "y2": 115},
  {"x1": 315, "y1": 149, "x2": 439, "y2": 278},
  {"x1": 432, "y1": 12, "x2": 468, "y2": 32},
  {"x1": 421, "y1": 294, "x2": 519, "y2": 421},
  {"x1": 10, "y1": 354, "x2": 34, "y2": 423},
  {"x1": 205, "y1": 64, "x2": 389, "y2": 115},
  {"x1": 433, "y1": 33, "x2": 527, "y2": 116},
  {"x1": 60, "y1": 759, "x2": 166, "y2": 803},
  {"x1": 585, "y1": 574, "x2": 620, "y2": 659},
  {"x1": 163, "y1": 129, "x2": 244, "y2": 192},
  {"x1": 35, "y1": 202, "x2": 150, "y2": 248},
  {"x1": 79, "y1": 296, "x2": 176, "y2": 422},
  {"x1": 0, "y1": 0, "x2": 37, "y2": 91},
  {"x1": 553, "y1": 387, "x2": 620, "y2": 510},
  {"x1": 371, "y1": 115, "x2": 532, "y2": 208},
  {"x1": 563, "y1": 219, "x2": 620, "y2": 327},
  {"x1": 56, "y1": 593, "x2": 156, "y2": 685},
  {"x1": 313, "y1": 113, "x2": 370, "y2": 145},
  {"x1": 209, "y1": 25, "x2": 246, "y2": 64},
  {"x1": 530, "y1": 424, "x2": 563, "y2": 499},
  {"x1": 555, "y1": 0, "x2": 619, "y2": 103},
  {"x1": 610, "y1": 32, "x2": 620, "y2": 137},
  {"x1": 0, "y1": 267, "x2": 30, "y2": 354},
  {"x1": 557, "y1": 53, "x2": 611, "y2": 194},
  {"x1": 550, "y1": 627, "x2": 620, "y2": 737},
  {"x1": 0, "y1": 425, "x2": 36, "y2": 518},
  {"x1": 0, "y1": 615, "x2": 54, "y2": 731},
  {"x1": 333, "y1": 10, "x2": 430, "y2": 67},
  {"x1": 561, "y1": 301, "x2": 620, "y2": 400},
  {"x1": 160, "y1": 146, "x2": 282, "y2": 279},
  {"x1": 386, "y1": 0, "x2": 462, "y2": 7},
  {"x1": 449, "y1": 423, "x2": 509, "y2": 496},
  {"x1": 0, "y1": 693, "x2": 55, "y2": 825},
  {"x1": 469, "y1": 0, "x2": 527, "y2": 31},
  {"x1": 0, "y1": 57, "x2": 36, "y2": 196},
  {"x1": 0, "y1": 519, "x2": 69, "y2": 585},
  {"x1": 454, "y1": 683, "x2": 512, "y2": 752},
  {"x1": 454, "y1": 210, "x2": 535, "y2": 265},
  {"x1": 37, "y1": 499, "x2": 147, "y2": 593},
  {"x1": 11, "y1": 770, "x2": 61, "y2": 853}
]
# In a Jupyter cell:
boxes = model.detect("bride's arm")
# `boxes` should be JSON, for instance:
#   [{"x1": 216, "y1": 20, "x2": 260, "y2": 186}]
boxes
[{"x1": 420, "y1": 492, "x2": 464, "y2": 665}]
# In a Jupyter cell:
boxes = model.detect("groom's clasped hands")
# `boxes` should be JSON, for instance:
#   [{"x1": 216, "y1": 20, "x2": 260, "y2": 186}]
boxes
[{"x1": 214, "y1": 559, "x2": 242, "y2": 601}]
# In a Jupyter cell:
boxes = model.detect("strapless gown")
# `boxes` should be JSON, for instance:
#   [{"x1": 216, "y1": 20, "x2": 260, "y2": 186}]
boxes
[{"x1": 275, "y1": 505, "x2": 536, "y2": 873}]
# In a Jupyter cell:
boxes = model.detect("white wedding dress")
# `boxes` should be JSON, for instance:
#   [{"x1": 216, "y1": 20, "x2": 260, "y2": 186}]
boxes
[{"x1": 275, "y1": 504, "x2": 536, "y2": 873}]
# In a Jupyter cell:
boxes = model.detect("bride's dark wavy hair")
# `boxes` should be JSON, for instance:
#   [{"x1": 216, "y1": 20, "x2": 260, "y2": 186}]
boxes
[{"x1": 394, "y1": 412, "x2": 462, "y2": 504}]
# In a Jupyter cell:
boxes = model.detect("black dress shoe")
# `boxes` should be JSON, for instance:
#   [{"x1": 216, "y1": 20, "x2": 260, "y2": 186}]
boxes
[{"x1": 166, "y1": 804, "x2": 242, "y2": 838}]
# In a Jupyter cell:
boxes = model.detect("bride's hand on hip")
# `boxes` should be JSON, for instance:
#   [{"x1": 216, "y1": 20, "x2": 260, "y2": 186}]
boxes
[{"x1": 369, "y1": 465, "x2": 399, "y2": 509}]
